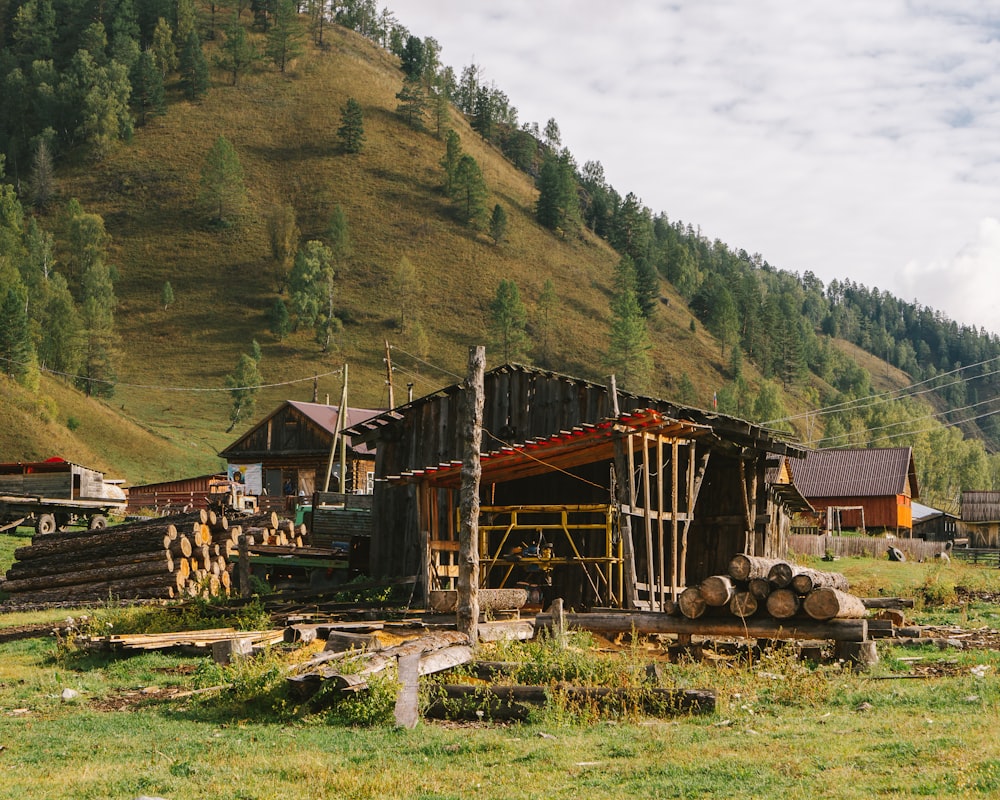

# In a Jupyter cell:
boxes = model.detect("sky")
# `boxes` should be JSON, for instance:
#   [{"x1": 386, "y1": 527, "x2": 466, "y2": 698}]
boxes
[{"x1": 387, "y1": 0, "x2": 1000, "y2": 335}]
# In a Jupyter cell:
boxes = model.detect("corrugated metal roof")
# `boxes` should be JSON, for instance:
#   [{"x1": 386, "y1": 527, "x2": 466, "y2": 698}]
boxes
[
  {"x1": 792, "y1": 447, "x2": 917, "y2": 499},
  {"x1": 961, "y1": 491, "x2": 1000, "y2": 523}
]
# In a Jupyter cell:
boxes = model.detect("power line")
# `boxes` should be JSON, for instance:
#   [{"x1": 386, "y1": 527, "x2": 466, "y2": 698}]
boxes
[
  {"x1": 389, "y1": 344, "x2": 463, "y2": 381},
  {"x1": 765, "y1": 354, "x2": 1000, "y2": 426},
  {"x1": 815, "y1": 393, "x2": 1000, "y2": 448},
  {"x1": 0, "y1": 355, "x2": 343, "y2": 393}
]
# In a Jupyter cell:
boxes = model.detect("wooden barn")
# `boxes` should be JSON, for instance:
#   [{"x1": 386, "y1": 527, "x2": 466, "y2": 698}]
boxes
[
  {"x1": 347, "y1": 363, "x2": 805, "y2": 610},
  {"x1": 792, "y1": 447, "x2": 918, "y2": 535},
  {"x1": 220, "y1": 401, "x2": 381, "y2": 500},
  {"x1": 959, "y1": 492, "x2": 1000, "y2": 547},
  {"x1": 911, "y1": 502, "x2": 960, "y2": 542},
  {"x1": 126, "y1": 473, "x2": 224, "y2": 513}
]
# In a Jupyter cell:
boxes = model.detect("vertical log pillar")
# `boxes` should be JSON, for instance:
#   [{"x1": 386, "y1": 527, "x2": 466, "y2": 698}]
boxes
[
  {"x1": 238, "y1": 534, "x2": 251, "y2": 599},
  {"x1": 457, "y1": 346, "x2": 485, "y2": 645}
]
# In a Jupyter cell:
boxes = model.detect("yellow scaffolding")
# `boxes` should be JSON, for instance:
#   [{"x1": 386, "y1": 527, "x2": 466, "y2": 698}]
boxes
[{"x1": 476, "y1": 504, "x2": 623, "y2": 608}]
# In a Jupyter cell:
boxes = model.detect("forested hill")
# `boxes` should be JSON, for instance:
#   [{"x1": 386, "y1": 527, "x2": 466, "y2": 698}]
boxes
[{"x1": 0, "y1": 0, "x2": 998, "y2": 507}]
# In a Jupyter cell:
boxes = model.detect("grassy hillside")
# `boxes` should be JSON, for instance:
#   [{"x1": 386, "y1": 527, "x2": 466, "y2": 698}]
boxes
[{"x1": 2, "y1": 22, "x2": 772, "y2": 484}]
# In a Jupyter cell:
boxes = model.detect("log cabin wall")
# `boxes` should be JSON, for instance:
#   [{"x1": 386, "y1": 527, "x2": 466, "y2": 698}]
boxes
[{"x1": 360, "y1": 365, "x2": 803, "y2": 596}]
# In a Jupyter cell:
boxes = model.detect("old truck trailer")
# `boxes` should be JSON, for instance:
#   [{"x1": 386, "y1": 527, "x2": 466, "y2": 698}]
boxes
[{"x1": 0, "y1": 458, "x2": 127, "y2": 534}]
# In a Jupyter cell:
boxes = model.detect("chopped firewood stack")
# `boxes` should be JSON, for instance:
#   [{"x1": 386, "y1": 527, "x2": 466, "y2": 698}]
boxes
[
  {"x1": 677, "y1": 553, "x2": 866, "y2": 623},
  {"x1": 1, "y1": 510, "x2": 309, "y2": 605}
]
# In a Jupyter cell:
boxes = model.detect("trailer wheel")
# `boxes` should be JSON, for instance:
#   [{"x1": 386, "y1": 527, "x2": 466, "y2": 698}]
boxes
[
  {"x1": 89, "y1": 515, "x2": 108, "y2": 531},
  {"x1": 36, "y1": 513, "x2": 57, "y2": 535}
]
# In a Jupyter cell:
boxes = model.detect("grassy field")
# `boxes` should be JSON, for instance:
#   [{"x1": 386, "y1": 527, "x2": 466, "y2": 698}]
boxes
[{"x1": 3, "y1": 553, "x2": 1000, "y2": 798}]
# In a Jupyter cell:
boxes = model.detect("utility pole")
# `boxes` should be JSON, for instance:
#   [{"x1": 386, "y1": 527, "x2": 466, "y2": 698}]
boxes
[
  {"x1": 339, "y1": 363, "x2": 349, "y2": 494},
  {"x1": 384, "y1": 339, "x2": 395, "y2": 408}
]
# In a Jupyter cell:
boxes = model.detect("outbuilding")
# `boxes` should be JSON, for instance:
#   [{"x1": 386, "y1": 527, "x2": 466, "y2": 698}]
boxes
[{"x1": 348, "y1": 363, "x2": 805, "y2": 610}]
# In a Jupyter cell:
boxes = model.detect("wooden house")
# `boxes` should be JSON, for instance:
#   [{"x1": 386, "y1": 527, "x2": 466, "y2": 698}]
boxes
[
  {"x1": 911, "y1": 502, "x2": 960, "y2": 542},
  {"x1": 959, "y1": 492, "x2": 1000, "y2": 547},
  {"x1": 220, "y1": 401, "x2": 381, "y2": 500},
  {"x1": 792, "y1": 447, "x2": 918, "y2": 535},
  {"x1": 347, "y1": 363, "x2": 805, "y2": 610}
]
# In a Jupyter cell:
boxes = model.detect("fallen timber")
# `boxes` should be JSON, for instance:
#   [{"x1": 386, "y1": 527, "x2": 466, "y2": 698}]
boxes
[
  {"x1": 426, "y1": 684, "x2": 716, "y2": 720},
  {"x1": 541, "y1": 610, "x2": 868, "y2": 642}
]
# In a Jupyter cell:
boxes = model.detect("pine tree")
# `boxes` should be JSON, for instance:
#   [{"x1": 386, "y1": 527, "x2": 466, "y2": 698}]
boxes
[
  {"x1": 0, "y1": 284, "x2": 35, "y2": 383},
  {"x1": 179, "y1": 31, "x2": 210, "y2": 100},
  {"x1": 488, "y1": 279, "x2": 528, "y2": 363},
  {"x1": 535, "y1": 278, "x2": 557, "y2": 367},
  {"x1": 337, "y1": 98, "x2": 365, "y2": 153},
  {"x1": 77, "y1": 258, "x2": 118, "y2": 397},
  {"x1": 36, "y1": 272, "x2": 83, "y2": 375},
  {"x1": 268, "y1": 297, "x2": 291, "y2": 339},
  {"x1": 327, "y1": 204, "x2": 352, "y2": 262},
  {"x1": 132, "y1": 49, "x2": 166, "y2": 125},
  {"x1": 266, "y1": 0, "x2": 305, "y2": 72},
  {"x1": 199, "y1": 135, "x2": 246, "y2": 226},
  {"x1": 440, "y1": 129, "x2": 461, "y2": 193},
  {"x1": 395, "y1": 75, "x2": 426, "y2": 128},
  {"x1": 216, "y1": 18, "x2": 258, "y2": 86},
  {"x1": 488, "y1": 203, "x2": 508, "y2": 245},
  {"x1": 451, "y1": 154, "x2": 488, "y2": 228},
  {"x1": 151, "y1": 17, "x2": 177, "y2": 76},
  {"x1": 606, "y1": 258, "x2": 652, "y2": 389},
  {"x1": 26, "y1": 138, "x2": 55, "y2": 209}
]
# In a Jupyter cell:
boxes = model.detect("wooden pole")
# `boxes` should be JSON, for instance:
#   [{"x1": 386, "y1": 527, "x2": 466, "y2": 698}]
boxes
[
  {"x1": 671, "y1": 438, "x2": 679, "y2": 601},
  {"x1": 339, "y1": 363, "x2": 349, "y2": 494},
  {"x1": 457, "y1": 346, "x2": 485, "y2": 644},
  {"x1": 384, "y1": 339, "x2": 395, "y2": 409}
]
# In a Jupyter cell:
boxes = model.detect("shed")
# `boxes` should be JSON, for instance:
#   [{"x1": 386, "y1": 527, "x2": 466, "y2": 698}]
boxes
[
  {"x1": 126, "y1": 473, "x2": 224, "y2": 513},
  {"x1": 911, "y1": 502, "x2": 959, "y2": 542},
  {"x1": 220, "y1": 401, "x2": 382, "y2": 500},
  {"x1": 348, "y1": 363, "x2": 805, "y2": 610},
  {"x1": 959, "y1": 491, "x2": 1000, "y2": 547},
  {"x1": 792, "y1": 447, "x2": 918, "y2": 535}
]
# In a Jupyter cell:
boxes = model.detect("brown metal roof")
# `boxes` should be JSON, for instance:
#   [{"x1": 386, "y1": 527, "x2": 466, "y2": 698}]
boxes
[
  {"x1": 961, "y1": 491, "x2": 1000, "y2": 523},
  {"x1": 792, "y1": 447, "x2": 918, "y2": 499}
]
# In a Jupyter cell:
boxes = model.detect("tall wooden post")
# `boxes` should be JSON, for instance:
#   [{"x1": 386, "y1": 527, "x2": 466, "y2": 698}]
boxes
[
  {"x1": 384, "y1": 339, "x2": 395, "y2": 409},
  {"x1": 338, "y1": 363, "x2": 349, "y2": 494},
  {"x1": 457, "y1": 346, "x2": 485, "y2": 644}
]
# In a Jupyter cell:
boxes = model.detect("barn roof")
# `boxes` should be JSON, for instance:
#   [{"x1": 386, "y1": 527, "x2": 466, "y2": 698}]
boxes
[
  {"x1": 221, "y1": 401, "x2": 383, "y2": 459},
  {"x1": 347, "y1": 362, "x2": 805, "y2": 460},
  {"x1": 792, "y1": 447, "x2": 918, "y2": 500},
  {"x1": 386, "y1": 408, "x2": 712, "y2": 487},
  {"x1": 961, "y1": 491, "x2": 1000, "y2": 523}
]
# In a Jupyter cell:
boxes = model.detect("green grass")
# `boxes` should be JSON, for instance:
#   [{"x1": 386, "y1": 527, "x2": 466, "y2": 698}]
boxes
[{"x1": 5, "y1": 555, "x2": 1000, "y2": 797}]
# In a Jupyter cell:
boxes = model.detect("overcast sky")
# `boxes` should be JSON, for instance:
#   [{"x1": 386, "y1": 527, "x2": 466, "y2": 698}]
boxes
[{"x1": 387, "y1": 0, "x2": 1000, "y2": 335}]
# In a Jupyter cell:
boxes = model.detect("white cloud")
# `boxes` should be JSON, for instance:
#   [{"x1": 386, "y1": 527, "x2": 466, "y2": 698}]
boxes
[
  {"x1": 387, "y1": 0, "x2": 1000, "y2": 331},
  {"x1": 900, "y1": 218, "x2": 1000, "y2": 333}
]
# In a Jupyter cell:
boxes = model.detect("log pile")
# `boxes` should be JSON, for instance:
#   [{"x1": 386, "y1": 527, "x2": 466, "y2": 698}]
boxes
[
  {"x1": 1, "y1": 510, "x2": 305, "y2": 605},
  {"x1": 677, "y1": 553, "x2": 865, "y2": 625}
]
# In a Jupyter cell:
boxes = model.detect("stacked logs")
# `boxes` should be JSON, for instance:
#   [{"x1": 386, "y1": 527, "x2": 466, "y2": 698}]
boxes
[
  {"x1": 677, "y1": 554, "x2": 867, "y2": 623},
  {"x1": 1, "y1": 510, "x2": 306, "y2": 605}
]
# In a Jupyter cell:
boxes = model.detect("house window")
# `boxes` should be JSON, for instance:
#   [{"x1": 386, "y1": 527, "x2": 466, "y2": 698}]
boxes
[{"x1": 365, "y1": 470, "x2": 375, "y2": 495}]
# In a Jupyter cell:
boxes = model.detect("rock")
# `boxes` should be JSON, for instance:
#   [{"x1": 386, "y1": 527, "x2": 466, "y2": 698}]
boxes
[{"x1": 60, "y1": 688, "x2": 80, "y2": 702}]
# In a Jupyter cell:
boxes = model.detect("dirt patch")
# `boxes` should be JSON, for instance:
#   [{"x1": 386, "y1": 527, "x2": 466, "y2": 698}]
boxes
[{"x1": 89, "y1": 686, "x2": 190, "y2": 712}]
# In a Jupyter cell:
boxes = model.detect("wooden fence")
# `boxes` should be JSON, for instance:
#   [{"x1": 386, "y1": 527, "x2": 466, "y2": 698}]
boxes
[{"x1": 788, "y1": 534, "x2": 947, "y2": 561}]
